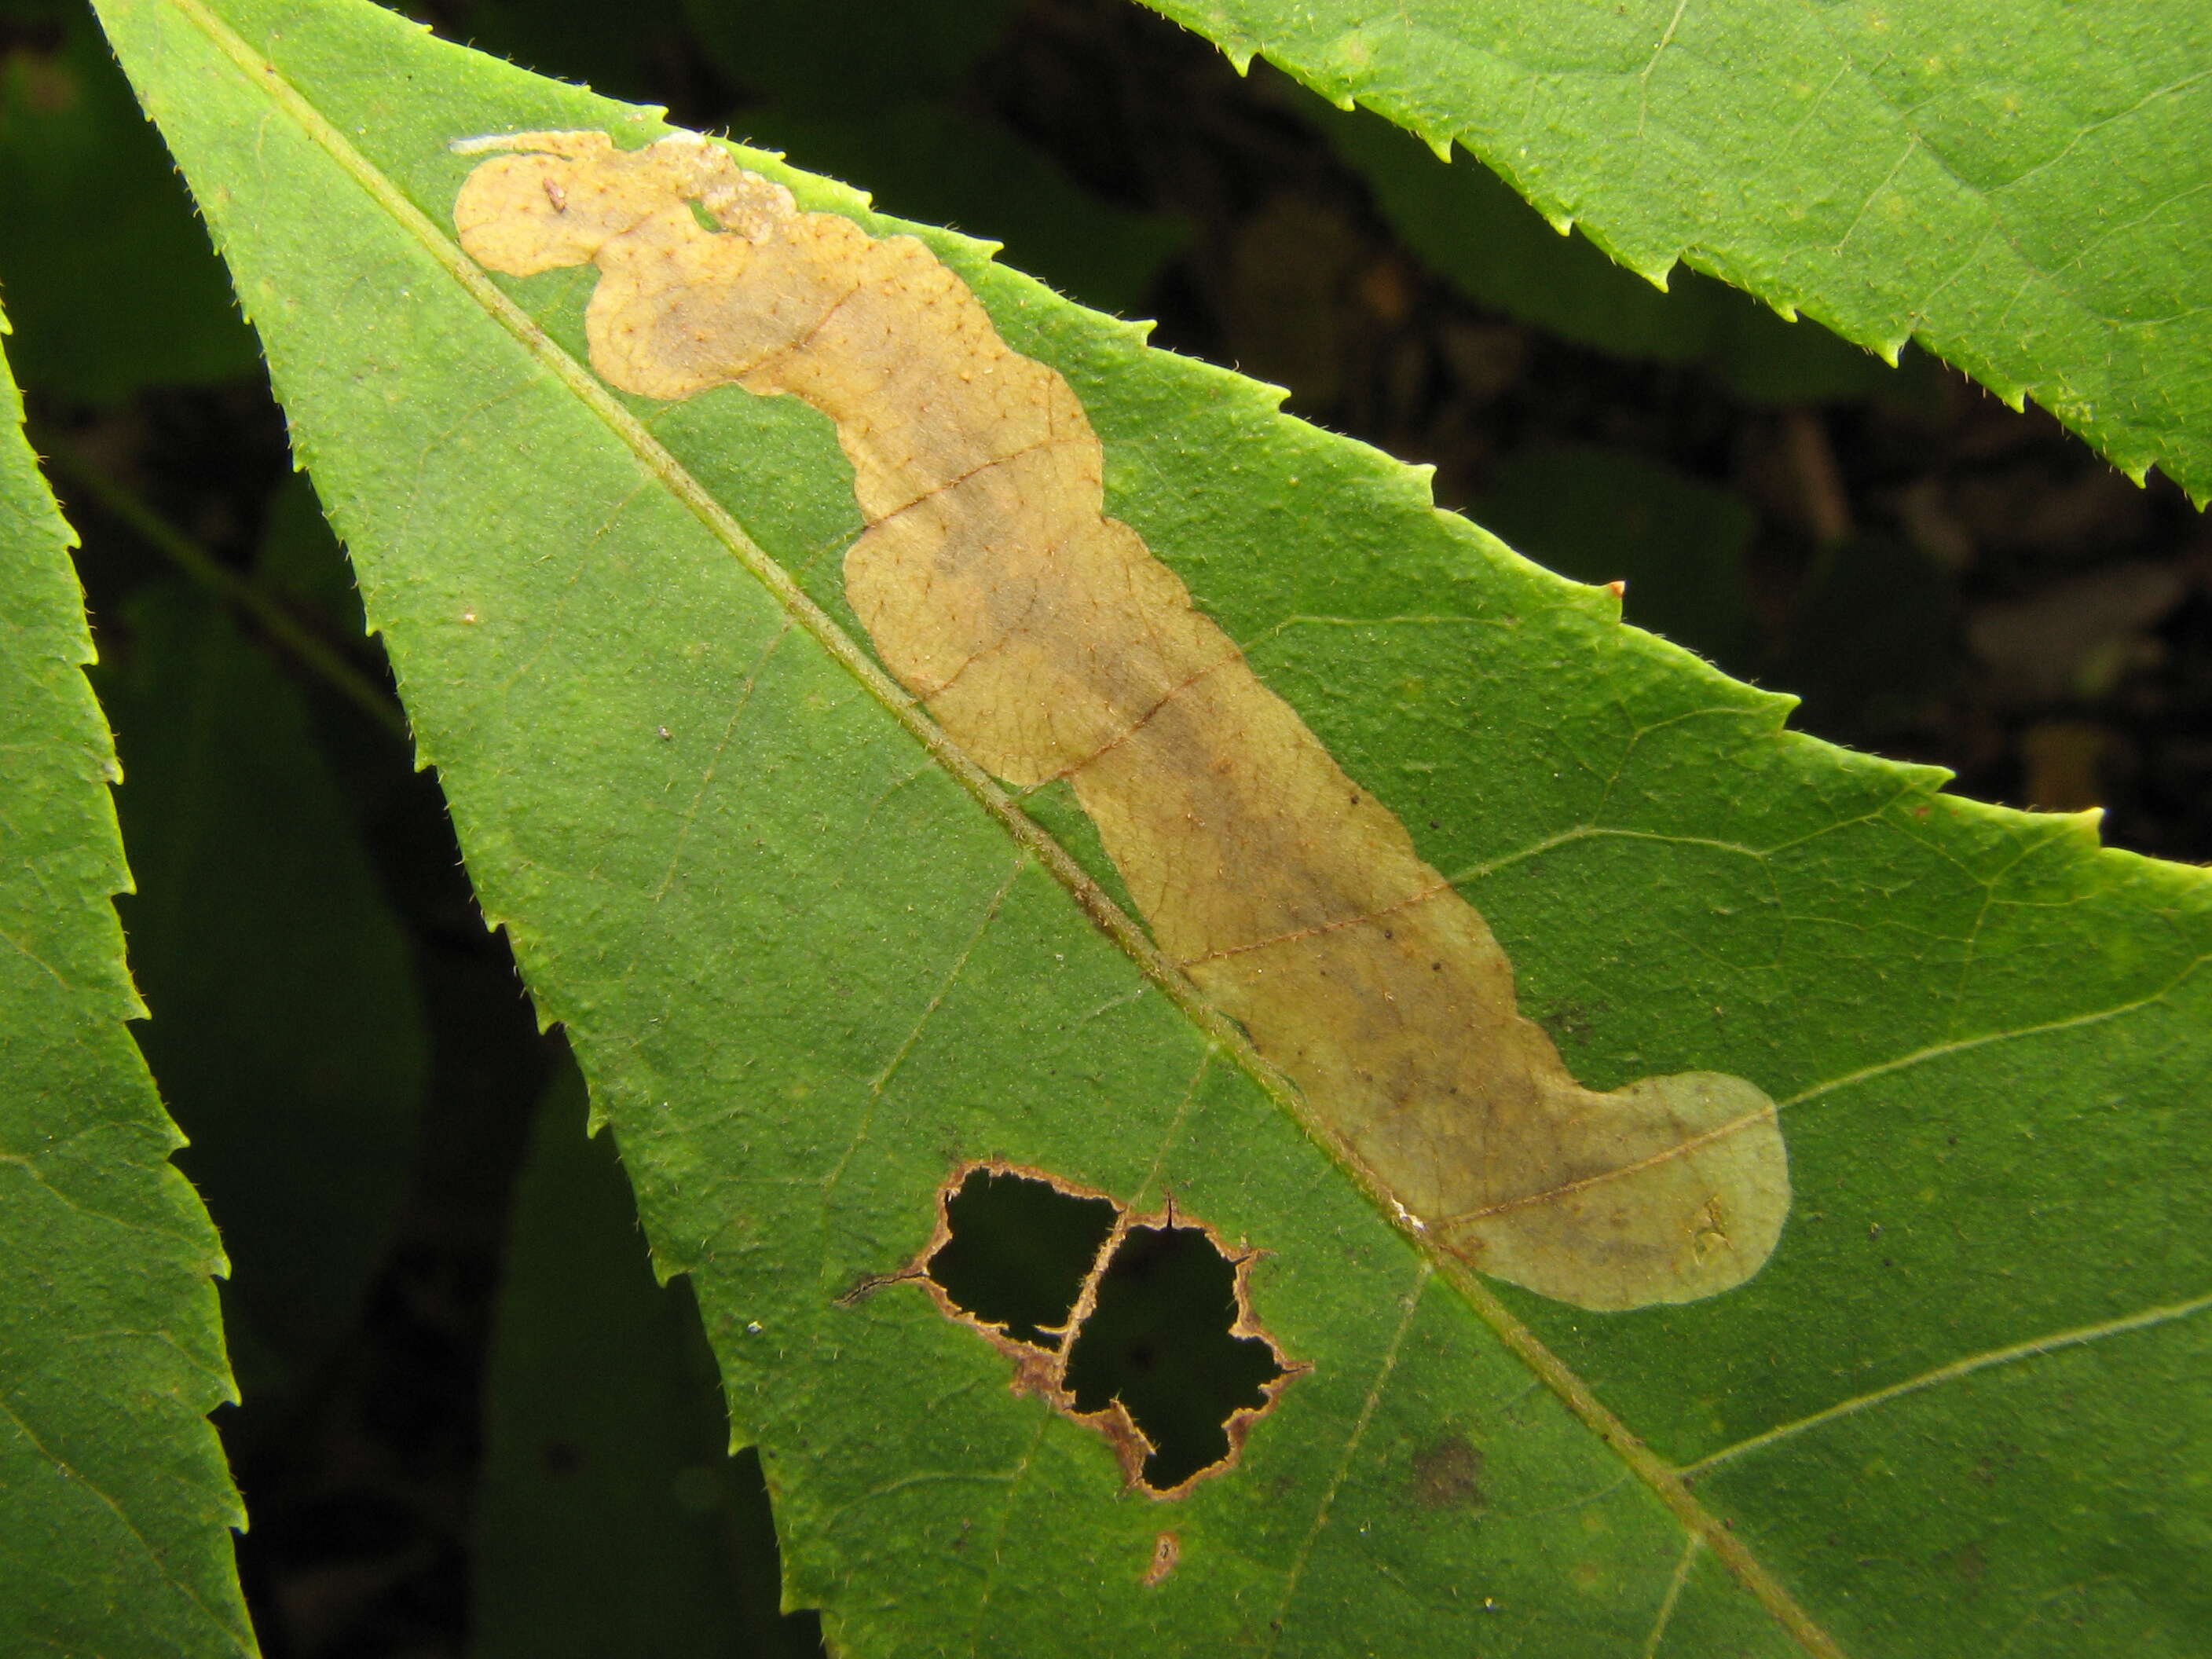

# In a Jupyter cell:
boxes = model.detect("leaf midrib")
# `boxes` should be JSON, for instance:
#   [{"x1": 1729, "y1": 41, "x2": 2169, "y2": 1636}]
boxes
[{"x1": 164, "y1": 2, "x2": 1843, "y2": 1650}]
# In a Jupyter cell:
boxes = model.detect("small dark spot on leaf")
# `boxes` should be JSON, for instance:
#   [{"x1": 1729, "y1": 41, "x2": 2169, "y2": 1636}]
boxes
[
  {"x1": 540, "y1": 1439, "x2": 582, "y2": 1476},
  {"x1": 1945, "y1": 1541, "x2": 1988, "y2": 1584},
  {"x1": 1142, "y1": 1530, "x2": 1180, "y2": 1586},
  {"x1": 1533, "y1": 1001, "x2": 1595, "y2": 1043},
  {"x1": 1972, "y1": 1443, "x2": 2022, "y2": 1486},
  {"x1": 1409, "y1": 1434, "x2": 1486, "y2": 1509}
]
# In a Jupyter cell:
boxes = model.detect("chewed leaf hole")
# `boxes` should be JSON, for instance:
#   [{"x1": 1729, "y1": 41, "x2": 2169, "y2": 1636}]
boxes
[
  {"x1": 914, "y1": 1162, "x2": 1295, "y2": 1499},
  {"x1": 1063, "y1": 1223, "x2": 1287, "y2": 1491},
  {"x1": 927, "y1": 1166, "x2": 1118, "y2": 1346}
]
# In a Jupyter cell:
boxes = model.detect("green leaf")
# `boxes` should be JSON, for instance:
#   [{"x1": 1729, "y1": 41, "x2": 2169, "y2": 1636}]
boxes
[
  {"x1": 1470, "y1": 442, "x2": 1758, "y2": 672},
  {"x1": 0, "y1": 310, "x2": 251, "y2": 1652},
  {"x1": 0, "y1": 0, "x2": 258, "y2": 402},
  {"x1": 732, "y1": 102, "x2": 1188, "y2": 317},
  {"x1": 676, "y1": 0, "x2": 1185, "y2": 314},
  {"x1": 94, "y1": 0, "x2": 2212, "y2": 1652},
  {"x1": 1318, "y1": 102, "x2": 1905, "y2": 405},
  {"x1": 1137, "y1": 0, "x2": 2212, "y2": 500},
  {"x1": 453, "y1": 0, "x2": 1184, "y2": 313},
  {"x1": 96, "y1": 578, "x2": 427, "y2": 1394},
  {"x1": 473, "y1": 1056, "x2": 819, "y2": 1659}
]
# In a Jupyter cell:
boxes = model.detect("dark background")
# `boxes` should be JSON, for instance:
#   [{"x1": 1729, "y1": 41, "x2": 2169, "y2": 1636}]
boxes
[{"x1": 2, "y1": 0, "x2": 2204, "y2": 1651}]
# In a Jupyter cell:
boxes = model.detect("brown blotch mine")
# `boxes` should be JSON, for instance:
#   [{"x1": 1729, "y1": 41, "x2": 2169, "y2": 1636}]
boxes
[
  {"x1": 455, "y1": 130, "x2": 1791, "y2": 1311},
  {"x1": 904, "y1": 1160, "x2": 1296, "y2": 1500}
]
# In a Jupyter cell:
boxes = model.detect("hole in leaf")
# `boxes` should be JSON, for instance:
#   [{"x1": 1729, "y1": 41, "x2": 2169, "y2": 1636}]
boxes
[
  {"x1": 925, "y1": 1166, "x2": 1117, "y2": 1346},
  {"x1": 1063, "y1": 1223, "x2": 1287, "y2": 1492},
  {"x1": 911, "y1": 1163, "x2": 1295, "y2": 1497}
]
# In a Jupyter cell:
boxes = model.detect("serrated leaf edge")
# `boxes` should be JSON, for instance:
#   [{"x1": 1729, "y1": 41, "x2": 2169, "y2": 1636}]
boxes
[{"x1": 145, "y1": 0, "x2": 1850, "y2": 1648}]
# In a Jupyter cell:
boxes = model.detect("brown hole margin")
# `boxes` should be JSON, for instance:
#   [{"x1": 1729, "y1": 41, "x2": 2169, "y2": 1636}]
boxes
[{"x1": 892, "y1": 1159, "x2": 1304, "y2": 1500}]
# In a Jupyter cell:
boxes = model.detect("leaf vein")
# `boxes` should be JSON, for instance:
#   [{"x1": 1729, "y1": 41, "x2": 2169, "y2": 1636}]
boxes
[
  {"x1": 1680, "y1": 1288, "x2": 2212, "y2": 1478},
  {"x1": 1262, "y1": 1259, "x2": 1431, "y2": 1657},
  {"x1": 1778, "y1": 953, "x2": 2210, "y2": 1111}
]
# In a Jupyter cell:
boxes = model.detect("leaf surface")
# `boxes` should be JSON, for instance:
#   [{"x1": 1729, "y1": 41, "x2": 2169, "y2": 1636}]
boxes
[
  {"x1": 474, "y1": 1057, "x2": 821, "y2": 1658},
  {"x1": 1138, "y1": 0, "x2": 2212, "y2": 500},
  {"x1": 0, "y1": 0, "x2": 256, "y2": 402},
  {"x1": 0, "y1": 312, "x2": 251, "y2": 1653},
  {"x1": 1317, "y1": 100, "x2": 1905, "y2": 404},
  {"x1": 92, "y1": 0, "x2": 2212, "y2": 1652},
  {"x1": 97, "y1": 580, "x2": 427, "y2": 1391}
]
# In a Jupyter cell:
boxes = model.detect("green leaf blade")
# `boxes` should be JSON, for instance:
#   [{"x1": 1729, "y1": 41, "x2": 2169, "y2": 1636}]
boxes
[
  {"x1": 93, "y1": 0, "x2": 2212, "y2": 1652},
  {"x1": 475, "y1": 1059, "x2": 821, "y2": 1657},
  {"x1": 1141, "y1": 0, "x2": 2212, "y2": 498},
  {"x1": 0, "y1": 315, "x2": 251, "y2": 1653},
  {"x1": 0, "y1": 1, "x2": 259, "y2": 404},
  {"x1": 95, "y1": 577, "x2": 427, "y2": 1395}
]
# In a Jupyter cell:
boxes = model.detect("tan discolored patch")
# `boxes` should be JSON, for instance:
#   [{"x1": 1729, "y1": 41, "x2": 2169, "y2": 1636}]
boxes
[
  {"x1": 905, "y1": 1161, "x2": 1295, "y2": 1499},
  {"x1": 454, "y1": 130, "x2": 1791, "y2": 1311}
]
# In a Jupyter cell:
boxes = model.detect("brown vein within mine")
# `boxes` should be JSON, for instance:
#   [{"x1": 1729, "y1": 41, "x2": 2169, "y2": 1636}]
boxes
[{"x1": 454, "y1": 130, "x2": 1791, "y2": 1309}]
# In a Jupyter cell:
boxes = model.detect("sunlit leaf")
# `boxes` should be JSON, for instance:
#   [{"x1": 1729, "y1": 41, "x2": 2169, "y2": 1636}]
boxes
[
  {"x1": 93, "y1": 0, "x2": 2212, "y2": 1652},
  {"x1": 0, "y1": 308, "x2": 250, "y2": 1654}
]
